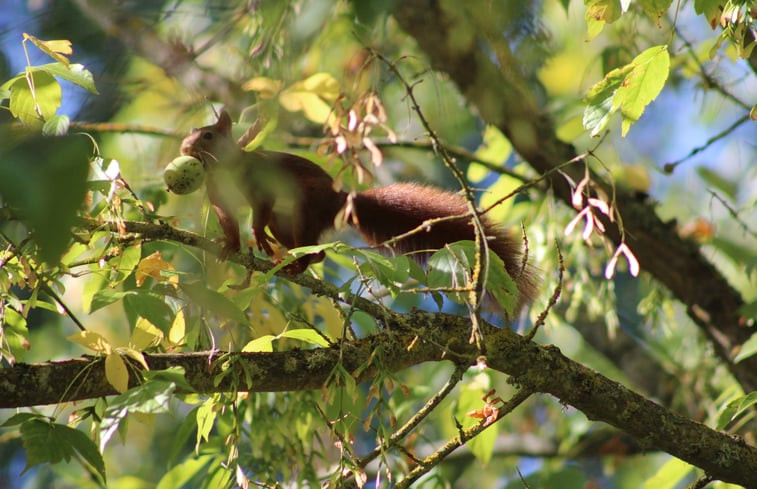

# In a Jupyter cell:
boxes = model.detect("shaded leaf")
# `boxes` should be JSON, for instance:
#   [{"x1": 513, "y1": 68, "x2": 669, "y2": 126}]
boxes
[{"x1": 0, "y1": 134, "x2": 90, "y2": 263}]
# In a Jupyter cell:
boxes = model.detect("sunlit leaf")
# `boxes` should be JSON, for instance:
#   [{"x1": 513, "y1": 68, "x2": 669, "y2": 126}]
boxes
[
  {"x1": 279, "y1": 89, "x2": 333, "y2": 123},
  {"x1": 132, "y1": 317, "x2": 164, "y2": 350},
  {"x1": 241, "y1": 76, "x2": 283, "y2": 98},
  {"x1": 23, "y1": 33, "x2": 72, "y2": 65},
  {"x1": 41, "y1": 114, "x2": 69, "y2": 136},
  {"x1": 167, "y1": 309, "x2": 186, "y2": 346},
  {"x1": 613, "y1": 45, "x2": 670, "y2": 136},
  {"x1": 242, "y1": 335, "x2": 274, "y2": 352},
  {"x1": 6, "y1": 70, "x2": 60, "y2": 126},
  {"x1": 135, "y1": 251, "x2": 174, "y2": 287},
  {"x1": 585, "y1": 0, "x2": 622, "y2": 40},
  {"x1": 105, "y1": 351, "x2": 129, "y2": 393},
  {"x1": 734, "y1": 333, "x2": 757, "y2": 363},
  {"x1": 279, "y1": 329, "x2": 330, "y2": 347},
  {"x1": 68, "y1": 330, "x2": 112, "y2": 353},
  {"x1": 196, "y1": 398, "x2": 217, "y2": 447},
  {"x1": 35, "y1": 62, "x2": 98, "y2": 94}
]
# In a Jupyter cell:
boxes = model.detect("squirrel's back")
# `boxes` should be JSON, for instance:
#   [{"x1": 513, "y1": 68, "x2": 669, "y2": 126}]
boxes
[{"x1": 353, "y1": 183, "x2": 539, "y2": 306}]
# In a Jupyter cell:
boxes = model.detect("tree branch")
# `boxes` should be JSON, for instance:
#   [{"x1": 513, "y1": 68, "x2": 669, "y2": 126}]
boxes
[
  {"x1": 391, "y1": 0, "x2": 757, "y2": 394},
  {"x1": 2, "y1": 314, "x2": 756, "y2": 485}
]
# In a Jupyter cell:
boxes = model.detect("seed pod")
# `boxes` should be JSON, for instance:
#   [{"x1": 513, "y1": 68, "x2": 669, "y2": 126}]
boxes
[{"x1": 164, "y1": 156, "x2": 204, "y2": 194}]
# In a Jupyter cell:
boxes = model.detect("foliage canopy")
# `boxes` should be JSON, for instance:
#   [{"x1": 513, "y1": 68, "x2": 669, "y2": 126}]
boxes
[{"x1": 1, "y1": 1, "x2": 757, "y2": 488}]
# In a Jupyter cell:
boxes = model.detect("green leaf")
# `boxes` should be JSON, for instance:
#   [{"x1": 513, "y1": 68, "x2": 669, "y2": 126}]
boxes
[
  {"x1": 485, "y1": 251, "x2": 518, "y2": 315},
  {"x1": 196, "y1": 398, "x2": 217, "y2": 447},
  {"x1": 123, "y1": 291, "x2": 175, "y2": 332},
  {"x1": 641, "y1": 457, "x2": 693, "y2": 489},
  {"x1": 110, "y1": 242, "x2": 143, "y2": 283},
  {"x1": 584, "y1": 45, "x2": 669, "y2": 137},
  {"x1": 694, "y1": 0, "x2": 722, "y2": 28},
  {"x1": 8, "y1": 70, "x2": 61, "y2": 126},
  {"x1": 613, "y1": 45, "x2": 670, "y2": 136},
  {"x1": 168, "y1": 406, "x2": 200, "y2": 466},
  {"x1": 639, "y1": 0, "x2": 672, "y2": 23},
  {"x1": 156, "y1": 454, "x2": 216, "y2": 489},
  {"x1": 717, "y1": 392, "x2": 757, "y2": 429},
  {"x1": 583, "y1": 64, "x2": 633, "y2": 136},
  {"x1": 143, "y1": 366, "x2": 194, "y2": 392},
  {"x1": 23, "y1": 34, "x2": 72, "y2": 65},
  {"x1": 180, "y1": 282, "x2": 248, "y2": 325},
  {"x1": 585, "y1": 0, "x2": 622, "y2": 40},
  {"x1": 0, "y1": 307, "x2": 30, "y2": 362},
  {"x1": 2, "y1": 412, "x2": 42, "y2": 427},
  {"x1": 35, "y1": 62, "x2": 98, "y2": 94},
  {"x1": 356, "y1": 249, "x2": 410, "y2": 289},
  {"x1": 90, "y1": 289, "x2": 131, "y2": 313},
  {"x1": 279, "y1": 329, "x2": 330, "y2": 347},
  {"x1": 41, "y1": 114, "x2": 70, "y2": 136},
  {"x1": 21, "y1": 419, "x2": 106, "y2": 483},
  {"x1": 455, "y1": 373, "x2": 496, "y2": 464},
  {"x1": 242, "y1": 335, "x2": 275, "y2": 352},
  {"x1": 734, "y1": 332, "x2": 757, "y2": 363},
  {"x1": 100, "y1": 372, "x2": 187, "y2": 451},
  {"x1": 0, "y1": 133, "x2": 90, "y2": 263}
]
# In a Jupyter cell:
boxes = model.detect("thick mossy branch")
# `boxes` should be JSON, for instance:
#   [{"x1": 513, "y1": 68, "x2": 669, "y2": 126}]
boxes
[{"x1": 2, "y1": 314, "x2": 756, "y2": 485}]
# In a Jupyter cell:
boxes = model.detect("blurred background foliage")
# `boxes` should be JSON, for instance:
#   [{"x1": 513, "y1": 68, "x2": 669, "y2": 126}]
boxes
[{"x1": 1, "y1": 0, "x2": 756, "y2": 488}]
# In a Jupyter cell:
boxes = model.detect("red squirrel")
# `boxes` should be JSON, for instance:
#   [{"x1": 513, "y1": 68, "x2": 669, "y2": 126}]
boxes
[{"x1": 179, "y1": 111, "x2": 538, "y2": 307}]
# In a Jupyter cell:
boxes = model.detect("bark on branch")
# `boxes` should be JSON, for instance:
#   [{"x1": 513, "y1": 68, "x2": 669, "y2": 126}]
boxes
[{"x1": 2, "y1": 314, "x2": 756, "y2": 485}]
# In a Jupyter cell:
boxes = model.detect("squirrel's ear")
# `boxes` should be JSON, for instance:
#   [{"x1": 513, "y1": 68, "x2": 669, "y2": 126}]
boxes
[{"x1": 217, "y1": 110, "x2": 232, "y2": 134}]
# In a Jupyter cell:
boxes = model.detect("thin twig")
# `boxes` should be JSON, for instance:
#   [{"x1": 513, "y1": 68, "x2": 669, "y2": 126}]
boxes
[
  {"x1": 664, "y1": 114, "x2": 750, "y2": 173},
  {"x1": 524, "y1": 241, "x2": 564, "y2": 342},
  {"x1": 357, "y1": 365, "x2": 467, "y2": 468},
  {"x1": 394, "y1": 387, "x2": 534, "y2": 489}
]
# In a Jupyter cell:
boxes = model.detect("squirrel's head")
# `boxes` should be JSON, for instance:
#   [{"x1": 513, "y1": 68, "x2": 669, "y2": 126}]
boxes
[{"x1": 180, "y1": 110, "x2": 236, "y2": 168}]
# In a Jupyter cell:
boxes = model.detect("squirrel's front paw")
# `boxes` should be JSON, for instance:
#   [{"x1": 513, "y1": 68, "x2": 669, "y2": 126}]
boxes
[{"x1": 215, "y1": 237, "x2": 241, "y2": 260}]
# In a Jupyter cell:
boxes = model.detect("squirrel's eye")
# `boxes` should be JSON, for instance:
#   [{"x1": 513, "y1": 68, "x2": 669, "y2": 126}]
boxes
[{"x1": 203, "y1": 132, "x2": 213, "y2": 140}]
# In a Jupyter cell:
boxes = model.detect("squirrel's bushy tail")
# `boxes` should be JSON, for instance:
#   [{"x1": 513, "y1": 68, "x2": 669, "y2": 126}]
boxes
[{"x1": 351, "y1": 182, "x2": 539, "y2": 309}]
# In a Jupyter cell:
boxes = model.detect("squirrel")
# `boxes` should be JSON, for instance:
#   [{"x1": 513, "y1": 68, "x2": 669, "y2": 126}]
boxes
[{"x1": 179, "y1": 111, "x2": 539, "y2": 308}]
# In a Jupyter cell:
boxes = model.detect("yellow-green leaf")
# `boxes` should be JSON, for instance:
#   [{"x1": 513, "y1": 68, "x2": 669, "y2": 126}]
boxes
[
  {"x1": 639, "y1": 0, "x2": 672, "y2": 24},
  {"x1": 613, "y1": 45, "x2": 669, "y2": 136},
  {"x1": 121, "y1": 347, "x2": 149, "y2": 370},
  {"x1": 35, "y1": 62, "x2": 98, "y2": 94},
  {"x1": 105, "y1": 352, "x2": 129, "y2": 393},
  {"x1": 135, "y1": 251, "x2": 174, "y2": 287},
  {"x1": 467, "y1": 126, "x2": 512, "y2": 183},
  {"x1": 279, "y1": 329, "x2": 330, "y2": 347},
  {"x1": 641, "y1": 457, "x2": 693, "y2": 489},
  {"x1": 131, "y1": 317, "x2": 164, "y2": 350},
  {"x1": 241, "y1": 76, "x2": 282, "y2": 98},
  {"x1": 196, "y1": 398, "x2": 217, "y2": 447},
  {"x1": 299, "y1": 72, "x2": 340, "y2": 100},
  {"x1": 68, "y1": 331, "x2": 111, "y2": 354},
  {"x1": 242, "y1": 335, "x2": 274, "y2": 352},
  {"x1": 23, "y1": 33, "x2": 72, "y2": 65},
  {"x1": 279, "y1": 90, "x2": 333, "y2": 124},
  {"x1": 8, "y1": 70, "x2": 61, "y2": 126},
  {"x1": 479, "y1": 173, "x2": 520, "y2": 223},
  {"x1": 585, "y1": 0, "x2": 622, "y2": 40},
  {"x1": 167, "y1": 310, "x2": 186, "y2": 346}
]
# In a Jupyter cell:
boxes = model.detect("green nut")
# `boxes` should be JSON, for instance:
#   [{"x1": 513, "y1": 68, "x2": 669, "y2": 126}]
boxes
[{"x1": 164, "y1": 156, "x2": 205, "y2": 194}]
